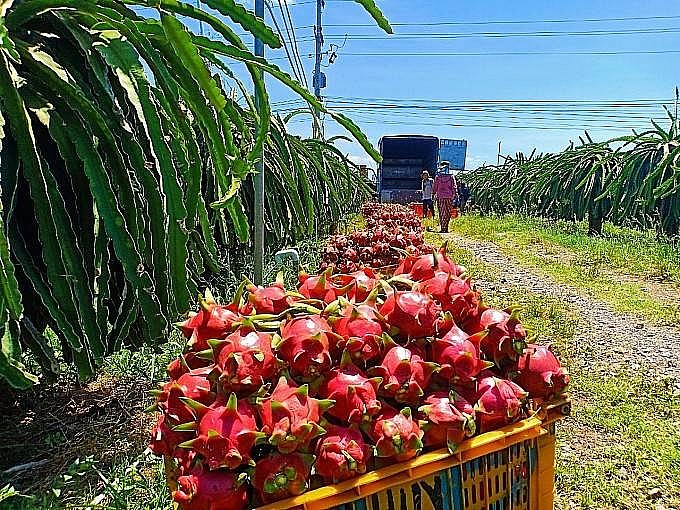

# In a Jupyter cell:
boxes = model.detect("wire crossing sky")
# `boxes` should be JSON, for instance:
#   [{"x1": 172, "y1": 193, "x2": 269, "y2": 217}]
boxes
[{"x1": 240, "y1": 0, "x2": 680, "y2": 168}]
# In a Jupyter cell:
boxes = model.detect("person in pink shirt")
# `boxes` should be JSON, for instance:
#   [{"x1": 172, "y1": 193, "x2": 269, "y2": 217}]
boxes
[{"x1": 433, "y1": 162, "x2": 459, "y2": 233}]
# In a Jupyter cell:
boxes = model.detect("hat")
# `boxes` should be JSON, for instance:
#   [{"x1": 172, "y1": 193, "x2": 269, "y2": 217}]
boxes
[
  {"x1": 438, "y1": 161, "x2": 450, "y2": 168},
  {"x1": 421, "y1": 170, "x2": 430, "y2": 177}
]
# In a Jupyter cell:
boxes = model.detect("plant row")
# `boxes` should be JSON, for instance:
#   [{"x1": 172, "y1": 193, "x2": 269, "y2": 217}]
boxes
[
  {"x1": 0, "y1": 0, "x2": 389, "y2": 388},
  {"x1": 149, "y1": 203, "x2": 569, "y2": 509},
  {"x1": 464, "y1": 113, "x2": 680, "y2": 237}
]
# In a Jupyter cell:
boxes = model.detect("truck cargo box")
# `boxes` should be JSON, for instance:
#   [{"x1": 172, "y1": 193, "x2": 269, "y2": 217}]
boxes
[{"x1": 379, "y1": 135, "x2": 439, "y2": 203}]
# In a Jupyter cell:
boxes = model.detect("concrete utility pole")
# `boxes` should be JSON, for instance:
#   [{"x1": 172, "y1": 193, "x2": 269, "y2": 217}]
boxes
[
  {"x1": 497, "y1": 141, "x2": 502, "y2": 165},
  {"x1": 253, "y1": 0, "x2": 265, "y2": 284},
  {"x1": 312, "y1": 0, "x2": 325, "y2": 137}
]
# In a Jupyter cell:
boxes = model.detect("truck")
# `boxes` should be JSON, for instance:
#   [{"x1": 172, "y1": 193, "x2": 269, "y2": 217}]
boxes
[{"x1": 378, "y1": 135, "x2": 467, "y2": 203}]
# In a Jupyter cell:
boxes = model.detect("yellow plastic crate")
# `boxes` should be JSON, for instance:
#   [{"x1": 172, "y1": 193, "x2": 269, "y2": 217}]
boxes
[{"x1": 166, "y1": 399, "x2": 570, "y2": 510}]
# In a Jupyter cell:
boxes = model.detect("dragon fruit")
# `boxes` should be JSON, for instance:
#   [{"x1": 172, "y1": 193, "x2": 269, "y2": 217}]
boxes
[
  {"x1": 333, "y1": 268, "x2": 379, "y2": 302},
  {"x1": 318, "y1": 359, "x2": 382, "y2": 423},
  {"x1": 151, "y1": 369, "x2": 215, "y2": 424},
  {"x1": 149, "y1": 414, "x2": 193, "y2": 458},
  {"x1": 329, "y1": 300, "x2": 385, "y2": 363},
  {"x1": 379, "y1": 289, "x2": 444, "y2": 339},
  {"x1": 252, "y1": 453, "x2": 313, "y2": 503},
  {"x1": 364, "y1": 405, "x2": 423, "y2": 462},
  {"x1": 474, "y1": 375, "x2": 528, "y2": 433},
  {"x1": 276, "y1": 316, "x2": 335, "y2": 381},
  {"x1": 432, "y1": 326, "x2": 492, "y2": 384},
  {"x1": 246, "y1": 274, "x2": 299, "y2": 314},
  {"x1": 511, "y1": 344, "x2": 570, "y2": 401},
  {"x1": 257, "y1": 377, "x2": 332, "y2": 454},
  {"x1": 173, "y1": 467, "x2": 248, "y2": 510},
  {"x1": 395, "y1": 244, "x2": 465, "y2": 282},
  {"x1": 369, "y1": 345, "x2": 437, "y2": 405},
  {"x1": 177, "y1": 290, "x2": 241, "y2": 351},
  {"x1": 315, "y1": 424, "x2": 371, "y2": 483},
  {"x1": 414, "y1": 272, "x2": 480, "y2": 326},
  {"x1": 418, "y1": 392, "x2": 476, "y2": 452},
  {"x1": 212, "y1": 329, "x2": 277, "y2": 395},
  {"x1": 298, "y1": 268, "x2": 349, "y2": 304},
  {"x1": 167, "y1": 352, "x2": 213, "y2": 380},
  {"x1": 179, "y1": 393, "x2": 264, "y2": 470},
  {"x1": 477, "y1": 308, "x2": 528, "y2": 368},
  {"x1": 450, "y1": 387, "x2": 476, "y2": 417}
]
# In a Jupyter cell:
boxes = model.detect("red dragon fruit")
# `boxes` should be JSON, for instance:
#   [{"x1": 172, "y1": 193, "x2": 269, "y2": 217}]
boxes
[
  {"x1": 257, "y1": 377, "x2": 332, "y2": 454},
  {"x1": 151, "y1": 369, "x2": 216, "y2": 424},
  {"x1": 395, "y1": 244, "x2": 465, "y2": 282},
  {"x1": 369, "y1": 345, "x2": 438, "y2": 405},
  {"x1": 333, "y1": 268, "x2": 379, "y2": 302},
  {"x1": 414, "y1": 272, "x2": 480, "y2": 326},
  {"x1": 511, "y1": 344, "x2": 570, "y2": 401},
  {"x1": 477, "y1": 308, "x2": 528, "y2": 368},
  {"x1": 329, "y1": 300, "x2": 385, "y2": 363},
  {"x1": 173, "y1": 467, "x2": 248, "y2": 510},
  {"x1": 418, "y1": 392, "x2": 476, "y2": 452},
  {"x1": 212, "y1": 329, "x2": 277, "y2": 395},
  {"x1": 315, "y1": 424, "x2": 372, "y2": 483},
  {"x1": 450, "y1": 387, "x2": 476, "y2": 417},
  {"x1": 474, "y1": 375, "x2": 528, "y2": 433},
  {"x1": 432, "y1": 326, "x2": 492, "y2": 384},
  {"x1": 149, "y1": 414, "x2": 193, "y2": 458},
  {"x1": 177, "y1": 290, "x2": 241, "y2": 351},
  {"x1": 318, "y1": 359, "x2": 382, "y2": 424},
  {"x1": 179, "y1": 393, "x2": 264, "y2": 470},
  {"x1": 298, "y1": 268, "x2": 349, "y2": 304},
  {"x1": 253, "y1": 453, "x2": 313, "y2": 503},
  {"x1": 379, "y1": 289, "x2": 445, "y2": 339},
  {"x1": 364, "y1": 405, "x2": 423, "y2": 462},
  {"x1": 246, "y1": 273, "x2": 299, "y2": 314},
  {"x1": 167, "y1": 352, "x2": 213, "y2": 380},
  {"x1": 276, "y1": 316, "x2": 336, "y2": 381}
]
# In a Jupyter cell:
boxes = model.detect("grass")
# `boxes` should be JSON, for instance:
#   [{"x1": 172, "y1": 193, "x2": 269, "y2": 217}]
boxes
[{"x1": 448, "y1": 214, "x2": 680, "y2": 324}]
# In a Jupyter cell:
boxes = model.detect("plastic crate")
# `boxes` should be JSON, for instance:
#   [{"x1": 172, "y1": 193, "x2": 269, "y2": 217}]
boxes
[{"x1": 165, "y1": 399, "x2": 569, "y2": 510}]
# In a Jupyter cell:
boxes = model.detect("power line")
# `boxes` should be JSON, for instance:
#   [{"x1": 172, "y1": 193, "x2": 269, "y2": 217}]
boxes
[
  {"x1": 277, "y1": 0, "x2": 308, "y2": 89},
  {"x1": 265, "y1": 1, "x2": 306, "y2": 85},
  {"x1": 319, "y1": 14, "x2": 680, "y2": 28},
  {"x1": 311, "y1": 26, "x2": 680, "y2": 41},
  {"x1": 291, "y1": 49, "x2": 680, "y2": 58}
]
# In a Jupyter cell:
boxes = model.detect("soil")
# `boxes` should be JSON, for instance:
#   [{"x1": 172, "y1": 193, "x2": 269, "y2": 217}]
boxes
[{"x1": 0, "y1": 375, "x2": 155, "y2": 493}]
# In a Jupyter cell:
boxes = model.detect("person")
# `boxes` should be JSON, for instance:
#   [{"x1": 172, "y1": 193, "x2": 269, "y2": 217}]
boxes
[
  {"x1": 433, "y1": 162, "x2": 459, "y2": 233},
  {"x1": 420, "y1": 170, "x2": 435, "y2": 219},
  {"x1": 458, "y1": 180, "x2": 470, "y2": 214}
]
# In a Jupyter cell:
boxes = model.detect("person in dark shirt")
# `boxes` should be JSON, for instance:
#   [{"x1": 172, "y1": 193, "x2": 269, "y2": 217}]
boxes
[{"x1": 458, "y1": 181, "x2": 470, "y2": 214}]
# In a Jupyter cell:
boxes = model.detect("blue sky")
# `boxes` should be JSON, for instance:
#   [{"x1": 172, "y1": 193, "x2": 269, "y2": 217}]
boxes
[{"x1": 232, "y1": 0, "x2": 680, "y2": 167}]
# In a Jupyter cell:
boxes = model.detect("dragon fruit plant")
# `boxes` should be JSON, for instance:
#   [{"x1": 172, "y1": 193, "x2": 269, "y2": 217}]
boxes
[{"x1": 149, "y1": 203, "x2": 569, "y2": 510}]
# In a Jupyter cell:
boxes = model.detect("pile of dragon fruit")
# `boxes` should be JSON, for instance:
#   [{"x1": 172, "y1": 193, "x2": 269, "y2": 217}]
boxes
[
  {"x1": 148, "y1": 242, "x2": 570, "y2": 510},
  {"x1": 319, "y1": 203, "x2": 430, "y2": 273}
]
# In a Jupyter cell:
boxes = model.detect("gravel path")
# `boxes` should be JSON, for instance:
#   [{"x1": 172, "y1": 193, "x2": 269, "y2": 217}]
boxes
[{"x1": 443, "y1": 232, "x2": 680, "y2": 381}]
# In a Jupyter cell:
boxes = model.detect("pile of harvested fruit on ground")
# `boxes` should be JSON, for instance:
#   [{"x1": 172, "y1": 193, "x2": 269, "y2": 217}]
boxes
[
  {"x1": 148, "y1": 204, "x2": 570, "y2": 509},
  {"x1": 320, "y1": 203, "x2": 431, "y2": 273}
]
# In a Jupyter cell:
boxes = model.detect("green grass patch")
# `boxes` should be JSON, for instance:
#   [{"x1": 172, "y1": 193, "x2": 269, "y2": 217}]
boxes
[
  {"x1": 451, "y1": 214, "x2": 680, "y2": 284},
  {"x1": 449, "y1": 214, "x2": 680, "y2": 325}
]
